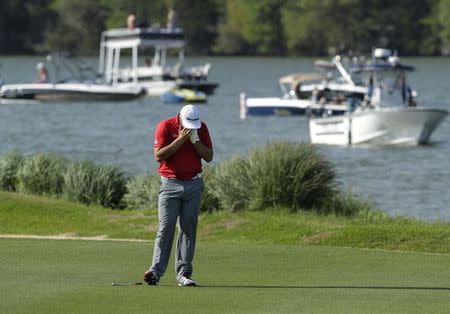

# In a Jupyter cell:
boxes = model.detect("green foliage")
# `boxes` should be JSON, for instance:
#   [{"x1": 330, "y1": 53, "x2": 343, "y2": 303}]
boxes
[
  {"x1": 0, "y1": 150, "x2": 23, "y2": 192},
  {"x1": 42, "y1": 0, "x2": 109, "y2": 55},
  {"x1": 0, "y1": 0, "x2": 55, "y2": 54},
  {"x1": 1, "y1": 0, "x2": 448, "y2": 55},
  {"x1": 101, "y1": 0, "x2": 166, "y2": 29},
  {"x1": 211, "y1": 141, "x2": 338, "y2": 212},
  {"x1": 123, "y1": 173, "x2": 159, "y2": 210},
  {"x1": 322, "y1": 190, "x2": 375, "y2": 216},
  {"x1": 210, "y1": 155, "x2": 252, "y2": 211},
  {"x1": 122, "y1": 167, "x2": 222, "y2": 213},
  {"x1": 199, "y1": 166, "x2": 221, "y2": 213},
  {"x1": 171, "y1": 0, "x2": 220, "y2": 54},
  {"x1": 16, "y1": 153, "x2": 67, "y2": 196},
  {"x1": 63, "y1": 160, "x2": 128, "y2": 209},
  {"x1": 212, "y1": 0, "x2": 250, "y2": 54},
  {"x1": 240, "y1": 0, "x2": 286, "y2": 55},
  {"x1": 422, "y1": 0, "x2": 450, "y2": 55}
]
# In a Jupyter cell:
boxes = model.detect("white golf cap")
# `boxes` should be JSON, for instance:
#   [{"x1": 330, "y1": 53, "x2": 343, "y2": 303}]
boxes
[
  {"x1": 36, "y1": 62, "x2": 45, "y2": 70},
  {"x1": 180, "y1": 105, "x2": 201, "y2": 129}
]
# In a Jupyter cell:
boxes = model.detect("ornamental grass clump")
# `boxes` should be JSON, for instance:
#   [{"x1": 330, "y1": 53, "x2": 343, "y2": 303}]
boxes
[
  {"x1": 16, "y1": 153, "x2": 67, "y2": 195},
  {"x1": 63, "y1": 160, "x2": 128, "y2": 209},
  {"x1": 210, "y1": 155, "x2": 253, "y2": 211},
  {"x1": 0, "y1": 150, "x2": 23, "y2": 192},
  {"x1": 212, "y1": 141, "x2": 338, "y2": 212},
  {"x1": 124, "y1": 174, "x2": 160, "y2": 210},
  {"x1": 247, "y1": 142, "x2": 338, "y2": 211},
  {"x1": 200, "y1": 166, "x2": 221, "y2": 213}
]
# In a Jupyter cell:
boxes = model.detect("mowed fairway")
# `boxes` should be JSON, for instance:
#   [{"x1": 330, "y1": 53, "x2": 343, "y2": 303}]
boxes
[{"x1": 1, "y1": 238, "x2": 449, "y2": 313}]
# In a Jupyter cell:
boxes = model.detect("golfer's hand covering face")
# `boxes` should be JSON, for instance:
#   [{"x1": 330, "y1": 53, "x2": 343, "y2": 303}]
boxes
[{"x1": 178, "y1": 127, "x2": 191, "y2": 143}]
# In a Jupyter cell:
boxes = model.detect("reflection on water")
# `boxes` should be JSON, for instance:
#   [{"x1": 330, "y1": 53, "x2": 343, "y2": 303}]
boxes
[{"x1": 1, "y1": 56, "x2": 450, "y2": 221}]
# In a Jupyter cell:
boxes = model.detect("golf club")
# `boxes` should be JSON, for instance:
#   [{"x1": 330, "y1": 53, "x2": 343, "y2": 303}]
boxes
[{"x1": 111, "y1": 281, "x2": 143, "y2": 286}]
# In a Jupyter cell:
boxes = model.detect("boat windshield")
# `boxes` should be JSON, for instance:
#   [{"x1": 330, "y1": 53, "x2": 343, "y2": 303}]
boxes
[{"x1": 46, "y1": 53, "x2": 100, "y2": 84}]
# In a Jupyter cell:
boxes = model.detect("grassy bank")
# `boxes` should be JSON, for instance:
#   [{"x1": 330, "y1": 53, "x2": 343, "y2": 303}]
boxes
[{"x1": 1, "y1": 191, "x2": 449, "y2": 253}]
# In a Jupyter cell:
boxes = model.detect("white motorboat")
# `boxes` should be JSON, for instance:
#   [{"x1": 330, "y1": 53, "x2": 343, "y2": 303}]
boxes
[
  {"x1": 98, "y1": 27, "x2": 219, "y2": 96},
  {"x1": 308, "y1": 49, "x2": 448, "y2": 146},
  {"x1": 0, "y1": 82, "x2": 146, "y2": 101},
  {"x1": 0, "y1": 54, "x2": 146, "y2": 102},
  {"x1": 309, "y1": 107, "x2": 448, "y2": 145},
  {"x1": 240, "y1": 60, "x2": 367, "y2": 119}
]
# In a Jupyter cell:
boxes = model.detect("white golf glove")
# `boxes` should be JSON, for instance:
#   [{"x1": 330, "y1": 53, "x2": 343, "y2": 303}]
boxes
[{"x1": 190, "y1": 129, "x2": 199, "y2": 143}]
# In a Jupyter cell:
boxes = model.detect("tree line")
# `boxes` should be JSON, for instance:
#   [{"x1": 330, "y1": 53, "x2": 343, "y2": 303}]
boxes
[{"x1": 1, "y1": 0, "x2": 449, "y2": 56}]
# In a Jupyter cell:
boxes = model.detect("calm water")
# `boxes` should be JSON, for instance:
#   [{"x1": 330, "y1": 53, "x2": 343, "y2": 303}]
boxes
[{"x1": 1, "y1": 56, "x2": 450, "y2": 221}]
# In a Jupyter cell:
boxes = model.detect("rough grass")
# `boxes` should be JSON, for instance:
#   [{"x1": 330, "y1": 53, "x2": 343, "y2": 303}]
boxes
[
  {"x1": 1, "y1": 191, "x2": 449, "y2": 254},
  {"x1": 16, "y1": 153, "x2": 67, "y2": 196},
  {"x1": 63, "y1": 160, "x2": 128, "y2": 209},
  {"x1": 0, "y1": 150, "x2": 22, "y2": 192}
]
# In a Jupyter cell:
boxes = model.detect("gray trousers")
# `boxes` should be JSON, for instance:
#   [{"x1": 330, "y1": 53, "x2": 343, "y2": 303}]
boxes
[{"x1": 150, "y1": 176, "x2": 203, "y2": 281}]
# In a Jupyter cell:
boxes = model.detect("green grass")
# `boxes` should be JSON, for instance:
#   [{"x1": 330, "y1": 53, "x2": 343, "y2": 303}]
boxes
[
  {"x1": 1, "y1": 191, "x2": 450, "y2": 312},
  {"x1": 0, "y1": 191, "x2": 157, "y2": 239},
  {"x1": 1, "y1": 238, "x2": 449, "y2": 314},
  {"x1": 1, "y1": 191, "x2": 450, "y2": 253}
]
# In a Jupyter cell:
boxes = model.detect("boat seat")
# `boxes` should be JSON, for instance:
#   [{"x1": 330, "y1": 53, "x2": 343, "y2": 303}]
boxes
[{"x1": 190, "y1": 63, "x2": 210, "y2": 81}]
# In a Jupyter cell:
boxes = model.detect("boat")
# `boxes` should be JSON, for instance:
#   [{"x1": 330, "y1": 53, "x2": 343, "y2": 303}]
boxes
[
  {"x1": 0, "y1": 82, "x2": 146, "y2": 101},
  {"x1": 98, "y1": 26, "x2": 219, "y2": 96},
  {"x1": 240, "y1": 59, "x2": 367, "y2": 119},
  {"x1": 308, "y1": 49, "x2": 448, "y2": 145},
  {"x1": 160, "y1": 88, "x2": 206, "y2": 103},
  {"x1": 0, "y1": 53, "x2": 146, "y2": 102}
]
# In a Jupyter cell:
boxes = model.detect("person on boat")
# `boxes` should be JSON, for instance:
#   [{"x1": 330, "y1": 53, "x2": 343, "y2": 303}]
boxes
[
  {"x1": 144, "y1": 104, "x2": 213, "y2": 287},
  {"x1": 127, "y1": 13, "x2": 136, "y2": 30},
  {"x1": 36, "y1": 62, "x2": 49, "y2": 83},
  {"x1": 167, "y1": 7, "x2": 177, "y2": 31},
  {"x1": 311, "y1": 88, "x2": 320, "y2": 103},
  {"x1": 407, "y1": 87, "x2": 417, "y2": 107}
]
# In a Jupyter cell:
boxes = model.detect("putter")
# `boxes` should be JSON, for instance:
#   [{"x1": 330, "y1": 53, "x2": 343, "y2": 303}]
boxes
[{"x1": 111, "y1": 281, "x2": 143, "y2": 286}]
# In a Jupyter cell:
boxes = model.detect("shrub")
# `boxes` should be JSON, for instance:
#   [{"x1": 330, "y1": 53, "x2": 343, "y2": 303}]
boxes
[
  {"x1": 200, "y1": 166, "x2": 221, "y2": 213},
  {"x1": 209, "y1": 155, "x2": 253, "y2": 211},
  {"x1": 124, "y1": 174, "x2": 160, "y2": 210},
  {"x1": 0, "y1": 150, "x2": 23, "y2": 192},
  {"x1": 124, "y1": 167, "x2": 221, "y2": 212},
  {"x1": 211, "y1": 141, "x2": 338, "y2": 212},
  {"x1": 16, "y1": 153, "x2": 67, "y2": 195},
  {"x1": 63, "y1": 160, "x2": 128, "y2": 209}
]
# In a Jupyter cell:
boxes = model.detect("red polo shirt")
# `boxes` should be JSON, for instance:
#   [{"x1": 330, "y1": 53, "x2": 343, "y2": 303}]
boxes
[{"x1": 154, "y1": 116, "x2": 212, "y2": 180}]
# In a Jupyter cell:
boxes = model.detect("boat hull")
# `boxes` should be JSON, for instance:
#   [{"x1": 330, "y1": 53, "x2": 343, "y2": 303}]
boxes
[
  {"x1": 0, "y1": 83, "x2": 146, "y2": 101},
  {"x1": 240, "y1": 95, "x2": 347, "y2": 119},
  {"x1": 309, "y1": 107, "x2": 448, "y2": 145}
]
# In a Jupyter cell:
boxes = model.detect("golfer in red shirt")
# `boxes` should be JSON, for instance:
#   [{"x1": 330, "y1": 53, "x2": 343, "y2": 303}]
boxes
[{"x1": 144, "y1": 105, "x2": 213, "y2": 286}]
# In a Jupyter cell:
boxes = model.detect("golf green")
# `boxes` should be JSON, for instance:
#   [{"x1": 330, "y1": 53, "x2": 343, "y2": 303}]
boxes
[{"x1": 1, "y1": 238, "x2": 449, "y2": 313}]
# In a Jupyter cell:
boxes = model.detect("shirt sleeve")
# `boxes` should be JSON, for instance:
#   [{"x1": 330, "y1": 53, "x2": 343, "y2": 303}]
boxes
[
  {"x1": 154, "y1": 121, "x2": 169, "y2": 148},
  {"x1": 199, "y1": 122, "x2": 213, "y2": 149}
]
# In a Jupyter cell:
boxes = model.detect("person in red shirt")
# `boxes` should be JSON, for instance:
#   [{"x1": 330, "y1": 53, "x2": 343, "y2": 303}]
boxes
[{"x1": 144, "y1": 105, "x2": 213, "y2": 287}]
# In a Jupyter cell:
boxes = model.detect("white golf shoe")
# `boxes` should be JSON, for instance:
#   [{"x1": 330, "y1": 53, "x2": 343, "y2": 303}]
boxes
[{"x1": 178, "y1": 275, "x2": 197, "y2": 287}]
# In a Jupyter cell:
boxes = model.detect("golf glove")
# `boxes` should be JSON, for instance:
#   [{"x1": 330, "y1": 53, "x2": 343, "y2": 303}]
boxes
[{"x1": 190, "y1": 129, "x2": 199, "y2": 143}]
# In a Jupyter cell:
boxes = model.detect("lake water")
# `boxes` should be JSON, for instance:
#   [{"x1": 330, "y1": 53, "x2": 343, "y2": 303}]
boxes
[{"x1": 1, "y1": 56, "x2": 450, "y2": 221}]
